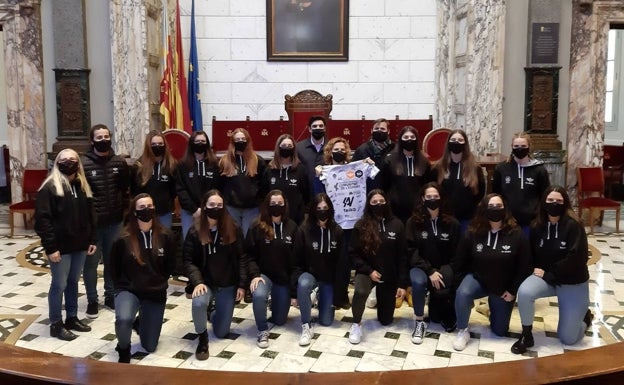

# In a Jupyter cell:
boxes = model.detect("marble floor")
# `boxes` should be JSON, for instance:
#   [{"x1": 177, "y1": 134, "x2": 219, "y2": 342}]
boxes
[{"x1": 0, "y1": 205, "x2": 623, "y2": 372}]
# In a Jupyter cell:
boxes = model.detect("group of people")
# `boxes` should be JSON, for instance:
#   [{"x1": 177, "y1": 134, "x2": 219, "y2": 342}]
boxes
[{"x1": 34, "y1": 117, "x2": 593, "y2": 364}]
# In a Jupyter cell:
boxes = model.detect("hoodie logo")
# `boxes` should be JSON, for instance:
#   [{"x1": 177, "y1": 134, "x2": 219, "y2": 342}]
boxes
[
  {"x1": 188, "y1": 172, "x2": 194, "y2": 178},
  {"x1": 330, "y1": 241, "x2": 338, "y2": 249},
  {"x1": 206, "y1": 171, "x2": 214, "y2": 177},
  {"x1": 387, "y1": 231, "x2": 396, "y2": 240},
  {"x1": 91, "y1": 170, "x2": 97, "y2": 177},
  {"x1": 289, "y1": 178, "x2": 298, "y2": 185},
  {"x1": 501, "y1": 245, "x2": 511, "y2": 253},
  {"x1": 560, "y1": 241, "x2": 567, "y2": 250},
  {"x1": 525, "y1": 177, "x2": 535, "y2": 186},
  {"x1": 441, "y1": 233, "x2": 449, "y2": 240},
  {"x1": 505, "y1": 176, "x2": 511, "y2": 184},
  {"x1": 285, "y1": 235, "x2": 292, "y2": 244},
  {"x1": 158, "y1": 248, "x2": 164, "y2": 256},
  {"x1": 271, "y1": 177, "x2": 276, "y2": 184},
  {"x1": 476, "y1": 243, "x2": 483, "y2": 252},
  {"x1": 421, "y1": 231, "x2": 428, "y2": 240},
  {"x1": 312, "y1": 241, "x2": 319, "y2": 250},
  {"x1": 161, "y1": 174, "x2": 169, "y2": 181},
  {"x1": 112, "y1": 167, "x2": 119, "y2": 174}
]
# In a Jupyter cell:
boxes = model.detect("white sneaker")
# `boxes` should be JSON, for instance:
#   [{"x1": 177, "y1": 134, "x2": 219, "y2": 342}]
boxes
[
  {"x1": 411, "y1": 320, "x2": 427, "y2": 344},
  {"x1": 366, "y1": 287, "x2": 377, "y2": 308},
  {"x1": 453, "y1": 328, "x2": 471, "y2": 351},
  {"x1": 257, "y1": 330, "x2": 270, "y2": 349},
  {"x1": 310, "y1": 287, "x2": 319, "y2": 309},
  {"x1": 348, "y1": 323, "x2": 362, "y2": 344},
  {"x1": 299, "y1": 323, "x2": 314, "y2": 346}
]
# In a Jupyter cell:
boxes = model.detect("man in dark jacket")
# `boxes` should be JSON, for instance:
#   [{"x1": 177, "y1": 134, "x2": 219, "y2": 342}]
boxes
[
  {"x1": 296, "y1": 115, "x2": 327, "y2": 198},
  {"x1": 352, "y1": 118, "x2": 395, "y2": 192},
  {"x1": 81, "y1": 124, "x2": 130, "y2": 318}
]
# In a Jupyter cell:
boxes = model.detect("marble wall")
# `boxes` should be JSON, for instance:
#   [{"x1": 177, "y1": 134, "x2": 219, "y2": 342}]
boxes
[{"x1": 0, "y1": 0, "x2": 46, "y2": 203}]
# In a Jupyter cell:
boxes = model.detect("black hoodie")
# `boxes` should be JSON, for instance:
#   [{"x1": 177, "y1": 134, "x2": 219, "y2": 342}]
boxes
[
  {"x1": 291, "y1": 223, "x2": 343, "y2": 286},
  {"x1": 435, "y1": 161, "x2": 486, "y2": 221},
  {"x1": 221, "y1": 154, "x2": 267, "y2": 209},
  {"x1": 175, "y1": 159, "x2": 221, "y2": 214},
  {"x1": 261, "y1": 165, "x2": 309, "y2": 224},
  {"x1": 131, "y1": 161, "x2": 177, "y2": 216},
  {"x1": 406, "y1": 214, "x2": 461, "y2": 276}
]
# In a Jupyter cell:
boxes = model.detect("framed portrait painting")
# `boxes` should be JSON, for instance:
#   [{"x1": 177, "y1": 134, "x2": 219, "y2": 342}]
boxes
[{"x1": 267, "y1": 0, "x2": 349, "y2": 61}]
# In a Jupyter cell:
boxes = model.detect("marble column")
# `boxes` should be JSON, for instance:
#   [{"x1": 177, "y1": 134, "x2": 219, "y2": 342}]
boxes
[
  {"x1": 0, "y1": 1, "x2": 46, "y2": 204},
  {"x1": 435, "y1": 0, "x2": 506, "y2": 156}
]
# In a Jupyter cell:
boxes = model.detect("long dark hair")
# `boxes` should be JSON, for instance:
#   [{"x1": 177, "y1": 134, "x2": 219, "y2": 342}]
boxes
[
  {"x1": 195, "y1": 189, "x2": 237, "y2": 245},
  {"x1": 304, "y1": 193, "x2": 338, "y2": 232},
  {"x1": 391, "y1": 125, "x2": 429, "y2": 176},
  {"x1": 433, "y1": 129, "x2": 480, "y2": 194},
  {"x1": 219, "y1": 127, "x2": 259, "y2": 177},
  {"x1": 269, "y1": 134, "x2": 301, "y2": 170},
  {"x1": 255, "y1": 189, "x2": 290, "y2": 239},
  {"x1": 121, "y1": 193, "x2": 166, "y2": 265},
  {"x1": 354, "y1": 189, "x2": 393, "y2": 257},
  {"x1": 183, "y1": 131, "x2": 218, "y2": 170},
  {"x1": 137, "y1": 130, "x2": 177, "y2": 186},
  {"x1": 409, "y1": 182, "x2": 454, "y2": 227},
  {"x1": 532, "y1": 185, "x2": 580, "y2": 229},
  {"x1": 467, "y1": 193, "x2": 519, "y2": 236}
]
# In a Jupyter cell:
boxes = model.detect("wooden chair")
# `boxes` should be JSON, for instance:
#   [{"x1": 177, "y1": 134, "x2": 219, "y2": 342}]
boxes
[
  {"x1": 577, "y1": 167, "x2": 621, "y2": 234},
  {"x1": 422, "y1": 127, "x2": 452, "y2": 162},
  {"x1": 162, "y1": 129, "x2": 190, "y2": 161},
  {"x1": 284, "y1": 90, "x2": 333, "y2": 141},
  {"x1": 9, "y1": 169, "x2": 48, "y2": 237}
]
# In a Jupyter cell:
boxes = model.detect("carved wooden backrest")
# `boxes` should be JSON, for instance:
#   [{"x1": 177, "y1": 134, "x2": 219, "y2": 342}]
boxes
[{"x1": 284, "y1": 90, "x2": 333, "y2": 141}]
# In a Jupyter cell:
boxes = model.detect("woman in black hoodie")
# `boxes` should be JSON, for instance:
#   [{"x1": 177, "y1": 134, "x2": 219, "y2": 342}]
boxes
[
  {"x1": 347, "y1": 189, "x2": 407, "y2": 345},
  {"x1": 511, "y1": 186, "x2": 592, "y2": 354},
  {"x1": 110, "y1": 193, "x2": 176, "y2": 363},
  {"x1": 184, "y1": 189, "x2": 247, "y2": 360},
  {"x1": 35, "y1": 149, "x2": 97, "y2": 341},
  {"x1": 246, "y1": 190, "x2": 298, "y2": 349}
]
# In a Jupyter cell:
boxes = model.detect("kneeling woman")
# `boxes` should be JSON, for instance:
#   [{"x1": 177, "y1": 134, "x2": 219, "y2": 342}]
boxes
[
  {"x1": 184, "y1": 190, "x2": 247, "y2": 360},
  {"x1": 246, "y1": 190, "x2": 298, "y2": 348},
  {"x1": 452, "y1": 193, "x2": 531, "y2": 351},
  {"x1": 110, "y1": 193, "x2": 176, "y2": 363},
  {"x1": 348, "y1": 189, "x2": 407, "y2": 344},
  {"x1": 511, "y1": 186, "x2": 592, "y2": 354}
]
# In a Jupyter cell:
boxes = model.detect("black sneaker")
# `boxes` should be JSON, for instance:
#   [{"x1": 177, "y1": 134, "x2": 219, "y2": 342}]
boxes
[
  {"x1": 50, "y1": 321, "x2": 77, "y2": 341},
  {"x1": 86, "y1": 301, "x2": 99, "y2": 319},
  {"x1": 104, "y1": 296, "x2": 115, "y2": 310},
  {"x1": 65, "y1": 317, "x2": 92, "y2": 333},
  {"x1": 116, "y1": 345, "x2": 131, "y2": 363},
  {"x1": 196, "y1": 331, "x2": 209, "y2": 360}
]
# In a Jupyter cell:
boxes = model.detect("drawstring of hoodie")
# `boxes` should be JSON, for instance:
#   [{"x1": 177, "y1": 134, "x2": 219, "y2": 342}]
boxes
[
  {"x1": 406, "y1": 156, "x2": 414, "y2": 177},
  {"x1": 487, "y1": 231, "x2": 499, "y2": 250},
  {"x1": 196, "y1": 160, "x2": 206, "y2": 177},
  {"x1": 140, "y1": 229, "x2": 153, "y2": 249},
  {"x1": 69, "y1": 184, "x2": 78, "y2": 198},
  {"x1": 207, "y1": 229, "x2": 218, "y2": 255},
  {"x1": 430, "y1": 217, "x2": 439, "y2": 236},
  {"x1": 319, "y1": 227, "x2": 331, "y2": 254},
  {"x1": 547, "y1": 222, "x2": 559, "y2": 240},
  {"x1": 273, "y1": 222, "x2": 283, "y2": 240},
  {"x1": 517, "y1": 163, "x2": 524, "y2": 190},
  {"x1": 236, "y1": 155, "x2": 246, "y2": 173},
  {"x1": 379, "y1": 218, "x2": 386, "y2": 233},
  {"x1": 455, "y1": 162, "x2": 461, "y2": 179},
  {"x1": 279, "y1": 166, "x2": 290, "y2": 180},
  {"x1": 153, "y1": 162, "x2": 162, "y2": 181}
]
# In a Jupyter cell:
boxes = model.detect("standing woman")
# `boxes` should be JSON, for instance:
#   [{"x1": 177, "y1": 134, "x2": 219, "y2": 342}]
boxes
[
  {"x1": 406, "y1": 182, "x2": 461, "y2": 344},
  {"x1": 347, "y1": 189, "x2": 407, "y2": 344},
  {"x1": 184, "y1": 190, "x2": 247, "y2": 360},
  {"x1": 293, "y1": 193, "x2": 344, "y2": 346},
  {"x1": 219, "y1": 127, "x2": 267, "y2": 236},
  {"x1": 452, "y1": 193, "x2": 531, "y2": 351},
  {"x1": 131, "y1": 130, "x2": 177, "y2": 229},
  {"x1": 433, "y1": 129, "x2": 485, "y2": 233},
  {"x1": 382, "y1": 125, "x2": 434, "y2": 223},
  {"x1": 246, "y1": 190, "x2": 298, "y2": 348},
  {"x1": 262, "y1": 134, "x2": 309, "y2": 225},
  {"x1": 35, "y1": 149, "x2": 97, "y2": 340},
  {"x1": 493, "y1": 132, "x2": 550, "y2": 235},
  {"x1": 511, "y1": 186, "x2": 592, "y2": 354},
  {"x1": 175, "y1": 131, "x2": 221, "y2": 240},
  {"x1": 110, "y1": 193, "x2": 176, "y2": 363}
]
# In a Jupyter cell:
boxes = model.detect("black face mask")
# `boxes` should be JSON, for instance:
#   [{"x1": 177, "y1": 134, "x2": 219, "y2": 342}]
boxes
[
  {"x1": 93, "y1": 139, "x2": 112, "y2": 153},
  {"x1": 135, "y1": 208, "x2": 155, "y2": 223},
  {"x1": 512, "y1": 147, "x2": 530, "y2": 159},
  {"x1": 192, "y1": 142, "x2": 208, "y2": 154},
  {"x1": 205, "y1": 207, "x2": 222, "y2": 220},
  {"x1": 151, "y1": 145, "x2": 165, "y2": 157},
  {"x1": 279, "y1": 147, "x2": 294, "y2": 158},
  {"x1": 332, "y1": 151, "x2": 347, "y2": 163},
  {"x1": 424, "y1": 198, "x2": 440, "y2": 211},
  {"x1": 316, "y1": 209, "x2": 330, "y2": 222},
  {"x1": 370, "y1": 204, "x2": 386, "y2": 217},
  {"x1": 234, "y1": 141, "x2": 248, "y2": 152},
  {"x1": 448, "y1": 142, "x2": 465, "y2": 154},
  {"x1": 545, "y1": 202, "x2": 565, "y2": 217},
  {"x1": 58, "y1": 161, "x2": 79, "y2": 176},
  {"x1": 311, "y1": 130, "x2": 325, "y2": 140},
  {"x1": 486, "y1": 208, "x2": 505, "y2": 222},
  {"x1": 401, "y1": 139, "x2": 417, "y2": 152},
  {"x1": 372, "y1": 131, "x2": 389, "y2": 143},
  {"x1": 269, "y1": 205, "x2": 286, "y2": 217}
]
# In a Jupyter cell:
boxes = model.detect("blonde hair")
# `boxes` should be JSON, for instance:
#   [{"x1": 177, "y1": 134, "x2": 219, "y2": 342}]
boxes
[
  {"x1": 40, "y1": 148, "x2": 93, "y2": 198},
  {"x1": 322, "y1": 137, "x2": 352, "y2": 165}
]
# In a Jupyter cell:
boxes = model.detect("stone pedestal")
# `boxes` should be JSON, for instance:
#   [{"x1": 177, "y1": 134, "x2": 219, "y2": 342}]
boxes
[{"x1": 534, "y1": 149, "x2": 566, "y2": 186}]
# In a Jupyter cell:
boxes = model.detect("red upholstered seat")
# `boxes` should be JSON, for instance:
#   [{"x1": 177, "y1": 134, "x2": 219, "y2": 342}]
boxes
[
  {"x1": 422, "y1": 128, "x2": 451, "y2": 162},
  {"x1": 577, "y1": 167, "x2": 620, "y2": 234},
  {"x1": 9, "y1": 169, "x2": 48, "y2": 237},
  {"x1": 162, "y1": 129, "x2": 190, "y2": 160}
]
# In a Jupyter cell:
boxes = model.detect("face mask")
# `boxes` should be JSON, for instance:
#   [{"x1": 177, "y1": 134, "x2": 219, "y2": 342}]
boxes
[
  {"x1": 401, "y1": 139, "x2": 417, "y2": 152},
  {"x1": 268, "y1": 205, "x2": 286, "y2": 217},
  {"x1": 512, "y1": 147, "x2": 530, "y2": 159},
  {"x1": 332, "y1": 151, "x2": 346, "y2": 163},
  {"x1": 311, "y1": 130, "x2": 325, "y2": 140},
  {"x1": 58, "y1": 160, "x2": 79, "y2": 176},
  {"x1": 370, "y1": 204, "x2": 386, "y2": 217},
  {"x1": 234, "y1": 141, "x2": 248, "y2": 152},
  {"x1": 424, "y1": 198, "x2": 440, "y2": 211},
  {"x1": 316, "y1": 209, "x2": 330, "y2": 221},
  {"x1": 486, "y1": 208, "x2": 505, "y2": 222},
  {"x1": 192, "y1": 142, "x2": 208, "y2": 154},
  {"x1": 135, "y1": 208, "x2": 155, "y2": 223},
  {"x1": 93, "y1": 139, "x2": 112, "y2": 153},
  {"x1": 151, "y1": 145, "x2": 165, "y2": 157},
  {"x1": 372, "y1": 131, "x2": 389, "y2": 143},
  {"x1": 278, "y1": 147, "x2": 294, "y2": 158},
  {"x1": 205, "y1": 207, "x2": 222, "y2": 220},
  {"x1": 545, "y1": 202, "x2": 565, "y2": 217},
  {"x1": 448, "y1": 142, "x2": 465, "y2": 154}
]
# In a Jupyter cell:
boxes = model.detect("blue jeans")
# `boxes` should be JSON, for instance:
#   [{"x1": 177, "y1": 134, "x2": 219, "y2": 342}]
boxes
[
  {"x1": 192, "y1": 285, "x2": 236, "y2": 338},
  {"x1": 158, "y1": 212, "x2": 173, "y2": 230},
  {"x1": 83, "y1": 222, "x2": 122, "y2": 302},
  {"x1": 252, "y1": 274, "x2": 290, "y2": 331},
  {"x1": 114, "y1": 291, "x2": 166, "y2": 352},
  {"x1": 455, "y1": 273, "x2": 514, "y2": 336},
  {"x1": 297, "y1": 272, "x2": 334, "y2": 326},
  {"x1": 181, "y1": 209, "x2": 195, "y2": 241},
  {"x1": 410, "y1": 267, "x2": 429, "y2": 317},
  {"x1": 225, "y1": 205, "x2": 259, "y2": 236},
  {"x1": 517, "y1": 275, "x2": 589, "y2": 345},
  {"x1": 49, "y1": 251, "x2": 87, "y2": 323}
]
